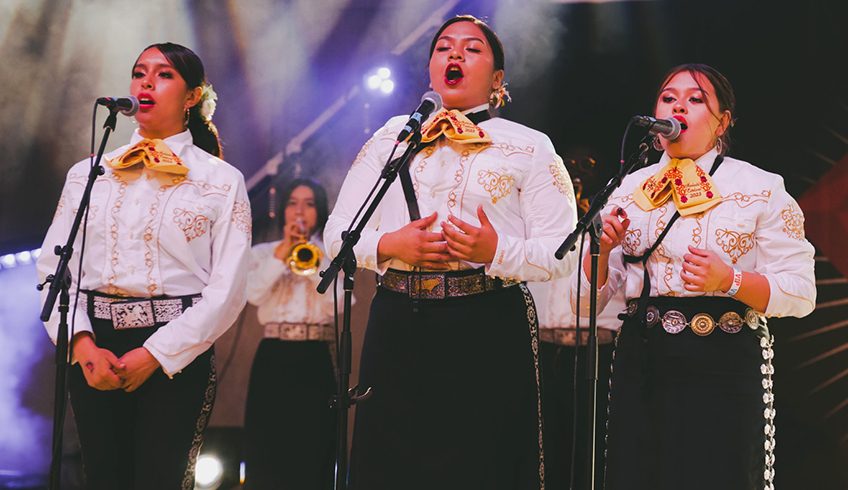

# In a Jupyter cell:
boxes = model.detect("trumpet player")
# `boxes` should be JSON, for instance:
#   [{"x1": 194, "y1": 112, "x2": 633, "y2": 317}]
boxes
[{"x1": 244, "y1": 178, "x2": 345, "y2": 489}]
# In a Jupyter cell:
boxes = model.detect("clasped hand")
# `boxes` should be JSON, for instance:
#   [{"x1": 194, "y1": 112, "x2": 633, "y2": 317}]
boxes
[
  {"x1": 73, "y1": 333, "x2": 161, "y2": 392},
  {"x1": 377, "y1": 206, "x2": 498, "y2": 269}
]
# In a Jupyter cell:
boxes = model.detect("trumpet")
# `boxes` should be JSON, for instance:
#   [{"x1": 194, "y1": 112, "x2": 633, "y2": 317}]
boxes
[
  {"x1": 288, "y1": 218, "x2": 322, "y2": 276},
  {"x1": 289, "y1": 240, "x2": 322, "y2": 276}
]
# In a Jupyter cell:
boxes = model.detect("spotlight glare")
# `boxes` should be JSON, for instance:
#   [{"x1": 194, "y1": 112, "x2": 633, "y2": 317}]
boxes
[
  {"x1": 194, "y1": 455, "x2": 223, "y2": 489},
  {"x1": 366, "y1": 75, "x2": 381, "y2": 90},
  {"x1": 15, "y1": 251, "x2": 32, "y2": 264},
  {"x1": 376, "y1": 67, "x2": 391, "y2": 79},
  {"x1": 31, "y1": 248, "x2": 41, "y2": 259},
  {"x1": 379, "y1": 79, "x2": 395, "y2": 94},
  {"x1": 1, "y1": 254, "x2": 16, "y2": 268}
]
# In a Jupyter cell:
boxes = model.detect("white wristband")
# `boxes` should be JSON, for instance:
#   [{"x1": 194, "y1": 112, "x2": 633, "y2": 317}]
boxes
[{"x1": 726, "y1": 267, "x2": 743, "y2": 297}]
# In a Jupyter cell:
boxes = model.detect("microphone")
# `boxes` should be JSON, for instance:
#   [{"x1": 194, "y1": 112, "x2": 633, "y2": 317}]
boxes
[
  {"x1": 632, "y1": 115, "x2": 683, "y2": 141},
  {"x1": 396, "y1": 91, "x2": 443, "y2": 143},
  {"x1": 96, "y1": 96, "x2": 139, "y2": 116}
]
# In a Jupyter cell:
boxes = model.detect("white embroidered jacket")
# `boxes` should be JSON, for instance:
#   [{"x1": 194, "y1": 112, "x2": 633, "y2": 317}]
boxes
[
  {"x1": 573, "y1": 148, "x2": 816, "y2": 319},
  {"x1": 325, "y1": 104, "x2": 579, "y2": 282},
  {"x1": 38, "y1": 129, "x2": 251, "y2": 376}
]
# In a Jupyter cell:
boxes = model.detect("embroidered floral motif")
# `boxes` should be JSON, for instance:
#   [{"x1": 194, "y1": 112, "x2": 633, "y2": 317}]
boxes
[
  {"x1": 232, "y1": 200, "x2": 252, "y2": 234},
  {"x1": 780, "y1": 204, "x2": 805, "y2": 240},
  {"x1": 351, "y1": 135, "x2": 376, "y2": 168},
  {"x1": 549, "y1": 161, "x2": 575, "y2": 200},
  {"x1": 622, "y1": 228, "x2": 642, "y2": 255},
  {"x1": 173, "y1": 208, "x2": 210, "y2": 242},
  {"x1": 715, "y1": 228, "x2": 755, "y2": 264},
  {"x1": 477, "y1": 168, "x2": 515, "y2": 204}
]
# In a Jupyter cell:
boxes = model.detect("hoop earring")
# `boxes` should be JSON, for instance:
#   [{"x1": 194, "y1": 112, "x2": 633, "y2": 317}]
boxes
[
  {"x1": 652, "y1": 136, "x2": 664, "y2": 152},
  {"x1": 715, "y1": 137, "x2": 723, "y2": 154}
]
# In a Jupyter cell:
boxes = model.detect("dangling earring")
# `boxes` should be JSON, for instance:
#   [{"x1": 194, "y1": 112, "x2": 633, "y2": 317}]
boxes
[
  {"x1": 184, "y1": 107, "x2": 191, "y2": 127},
  {"x1": 715, "y1": 137, "x2": 723, "y2": 154},
  {"x1": 652, "y1": 136, "x2": 664, "y2": 151},
  {"x1": 489, "y1": 83, "x2": 512, "y2": 108}
]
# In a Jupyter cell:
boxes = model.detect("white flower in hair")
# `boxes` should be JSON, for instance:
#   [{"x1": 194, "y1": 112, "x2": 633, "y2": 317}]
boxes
[{"x1": 199, "y1": 83, "x2": 217, "y2": 122}]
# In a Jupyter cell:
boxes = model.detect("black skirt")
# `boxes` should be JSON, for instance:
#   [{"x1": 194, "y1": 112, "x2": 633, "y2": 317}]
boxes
[
  {"x1": 604, "y1": 296, "x2": 773, "y2": 490},
  {"x1": 349, "y1": 284, "x2": 544, "y2": 490},
  {"x1": 243, "y1": 339, "x2": 336, "y2": 490}
]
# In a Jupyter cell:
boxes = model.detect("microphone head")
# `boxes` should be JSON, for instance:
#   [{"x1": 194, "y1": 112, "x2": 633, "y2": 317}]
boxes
[
  {"x1": 663, "y1": 117, "x2": 681, "y2": 141},
  {"x1": 420, "y1": 91, "x2": 443, "y2": 112},
  {"x1": 121, "y1": 96, "x2": 140, "y2": 116}
]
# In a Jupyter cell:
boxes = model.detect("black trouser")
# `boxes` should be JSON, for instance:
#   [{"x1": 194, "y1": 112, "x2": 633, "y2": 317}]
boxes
[
  {"x1": 604, "y1": 297, "x2": 767, "y2": 490},
  {"x1": 69, "y1": 315, "x2": 216, "y2": 490},
  {"x1": 243, "y1": 339, "x2": 336, "y2": 490},
  {"x1": 349, "y1": 284, "x2": 543, "y2": 490},
  {"x1": 539, "y1": 339, "x2": 614, "y2": 490}
]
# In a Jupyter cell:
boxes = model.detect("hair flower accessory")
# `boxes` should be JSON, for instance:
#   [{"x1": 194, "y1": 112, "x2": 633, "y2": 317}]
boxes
[{"x1": 199, "y1": 83, "x2": 217, "y2": 122}]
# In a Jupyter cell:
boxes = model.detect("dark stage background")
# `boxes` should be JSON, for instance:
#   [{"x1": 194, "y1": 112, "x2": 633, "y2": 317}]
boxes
[{"x1": 0, "y1": 0, "x2": 845, "y2": 488}]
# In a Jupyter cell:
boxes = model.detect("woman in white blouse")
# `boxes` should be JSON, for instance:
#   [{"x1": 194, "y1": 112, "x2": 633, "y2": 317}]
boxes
[
  {"x1": 325, "y1": 15, "x2": 578, "y2": 490},
  {"x1": 575, "y1": 64, "x2": 816, "y2": 490},
  {"x1": 243, "y1": 178, "x2": 337, "y2": 489},
  {"x1": 37, "y1": 43, "x2": 250, "y2": 489}
]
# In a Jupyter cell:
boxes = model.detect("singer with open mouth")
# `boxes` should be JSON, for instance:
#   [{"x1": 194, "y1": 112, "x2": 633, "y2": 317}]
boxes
[
  {"x1": 325, "y1": 14, "x2": 578, "y2": 490},
  {"x1": 572, "y1": 64, "x2": 816, "y2": 490},
  {"x1": 37, "y1": 42, "x2": 250, "y2": 489}
]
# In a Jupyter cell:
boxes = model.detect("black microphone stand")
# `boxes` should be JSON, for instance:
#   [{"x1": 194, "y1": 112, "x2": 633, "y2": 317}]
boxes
[
  {"x1": 317, "y1": 132, "x2": 424, "y2": 490},
  {"x1": 38, "y1": 107, "x2": 119, "y2": 490},
  {"x1": 554, "y1": 139, "x2": 652, "y2": 490}
]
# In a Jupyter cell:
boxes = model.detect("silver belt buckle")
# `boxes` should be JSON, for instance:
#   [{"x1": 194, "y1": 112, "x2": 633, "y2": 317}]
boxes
[{"x1": 111, "y1": 301, "x2": 155, "y2": 329}]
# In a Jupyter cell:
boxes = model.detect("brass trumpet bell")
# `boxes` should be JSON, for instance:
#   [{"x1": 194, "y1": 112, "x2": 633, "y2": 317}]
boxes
[{"x1": 289, "y1": 241, "x2": 322, "y2": 276}]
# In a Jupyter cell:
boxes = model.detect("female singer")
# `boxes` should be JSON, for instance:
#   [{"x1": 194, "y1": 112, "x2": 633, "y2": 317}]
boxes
[
  {"x1": 574, "y1": 63, "x2": 816, "y2": 490},
  {"x1": 37, "y1": 42, "x2": 250, "y2": 489},
  {"x1": 243, "y1": 178, "x2": 337, "y2": 489},
  {"x1": 325, "y1": 15, "x2": 578, "y2": 490}
]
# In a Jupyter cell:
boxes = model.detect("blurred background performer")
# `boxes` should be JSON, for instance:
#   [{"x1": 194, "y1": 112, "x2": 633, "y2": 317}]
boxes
[
  {"x1": 243, "y1": 178, "x2": 340, "y2": 490},
  {"x1": 529, "y1": 278, "x2": 625, "y2": 490},
  {"x1": 37, "y1": 42, "x2": 250, "y2": 490},
  {"x1": 574, "y1": 63, "x2": 816, "y2": 490},
  {"x1": 325, "y1": 14, "x2": 578, "y2": 490}
]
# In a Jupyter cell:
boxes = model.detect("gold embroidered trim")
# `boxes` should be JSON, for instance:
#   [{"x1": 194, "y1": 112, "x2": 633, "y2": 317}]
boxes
[
  {"x1": 173, "y1": 208, "x2": 210, "y2": 242},
  {"x1": 715, "y1": 228, "x2": 755, "y2": 264},
  {"x1": 622, "y1": 228, "x2": 642, "y2": 255},
  {"x1": 232, "y1": 200, "x2": 252, "y2": 235},
  {"x1": 351, "y1": 135, "x2": 376, "y2": 168},
  {"x1": 477, "y1": 168, "x2": 515, "y2": 204},
  {"x1": 548, "y1": 160, "x2": 575, "y2": 200},
  {"x1": 720, "y1": 190, "x2": 772, "y2": 208},
  {"x1": 780, "y1": 204, "x2": 805, "y2": 240}
]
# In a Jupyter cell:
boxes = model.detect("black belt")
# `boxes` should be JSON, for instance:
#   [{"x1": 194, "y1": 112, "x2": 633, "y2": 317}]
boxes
[
  {"x1": 84, "y1": 290, "x2": 201, "y2": 330},
  {"x1": 377, "y1": 267, "x2": 519, "y2": 300}
]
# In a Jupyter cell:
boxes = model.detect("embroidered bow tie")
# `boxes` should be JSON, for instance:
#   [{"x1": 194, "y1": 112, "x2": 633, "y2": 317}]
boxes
[
  {"x1": 108, "y1": 139, "x2": 189, "y2": 177},
  {"x1": 420, "y1": 109, "x2": 492, "y2": 144},
  {"x1": 632, "y1": 158, "x2": 721, "y2": 216}
]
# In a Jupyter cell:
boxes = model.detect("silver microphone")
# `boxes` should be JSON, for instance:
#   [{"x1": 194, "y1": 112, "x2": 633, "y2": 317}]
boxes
[
  {"x1": 632, "y1": 115, "x2": 683, "y2": 141},
  {"x1": 96, "y1": 96, "x2": 139, "y2": 116}
]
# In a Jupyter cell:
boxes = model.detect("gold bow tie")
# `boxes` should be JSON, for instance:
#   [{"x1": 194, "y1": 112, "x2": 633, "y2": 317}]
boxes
[
  {"x1": 108, "y1": 139, "x2": 189, "y2": 177},
  {"x1": 633, "y1": 158, "x2": 721, "y2": 216},
  {"x1": 420, "y1": 109, "x2": 492, "y2": 144}
]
